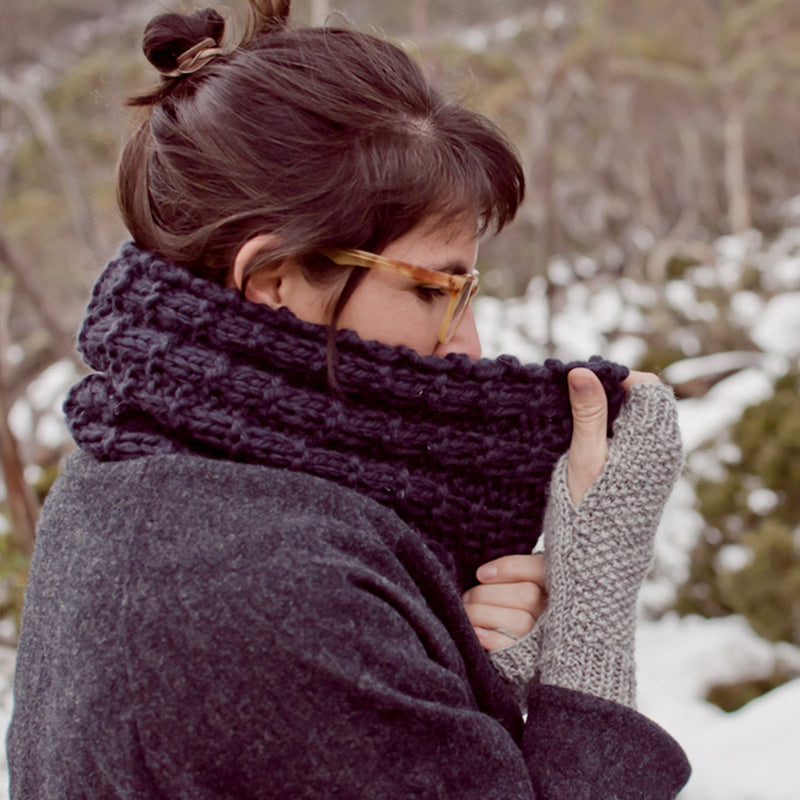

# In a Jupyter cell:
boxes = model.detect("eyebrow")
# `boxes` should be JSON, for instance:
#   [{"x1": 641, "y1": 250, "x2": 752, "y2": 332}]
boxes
[{"x1": 433, "y1": 261, "x2": 472, "y2": 276}]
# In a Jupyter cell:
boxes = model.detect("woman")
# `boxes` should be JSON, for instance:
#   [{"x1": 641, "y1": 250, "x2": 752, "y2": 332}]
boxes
[{"x1": 8, "y1": 2, "x2": 690, "y2": 797}]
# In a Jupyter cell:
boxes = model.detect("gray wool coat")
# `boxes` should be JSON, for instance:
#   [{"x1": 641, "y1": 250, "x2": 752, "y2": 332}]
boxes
[{"x1": 8, "y1": 451, "x2": 690, "y2": 799}]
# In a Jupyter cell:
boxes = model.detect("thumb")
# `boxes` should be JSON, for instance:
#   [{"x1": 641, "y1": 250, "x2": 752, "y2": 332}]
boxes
[{"x1": 565, "y1": 367, "x2": 609, "y2": 504}]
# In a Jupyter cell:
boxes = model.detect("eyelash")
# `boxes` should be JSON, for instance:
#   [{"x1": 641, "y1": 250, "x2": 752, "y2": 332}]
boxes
[{"x1": 414, "y1": 285, "x2": 446, "y2": 302}]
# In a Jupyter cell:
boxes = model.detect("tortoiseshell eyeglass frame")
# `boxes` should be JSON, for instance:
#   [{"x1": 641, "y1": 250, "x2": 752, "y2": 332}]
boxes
[{"x1": 321, "y1": 248, "x2": 479, "y2": 343}]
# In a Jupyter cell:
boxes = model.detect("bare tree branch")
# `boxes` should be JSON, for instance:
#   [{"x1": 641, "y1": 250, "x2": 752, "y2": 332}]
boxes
[
  {"x1": 0, "y1": 72, "x2": 98, "y2": 252},
  {"x1": 0, "y1": 291, "x2": 37, "y2": 556},
  {"x1": 0, "y1": 229, "x2": 79, "y2": 365}
]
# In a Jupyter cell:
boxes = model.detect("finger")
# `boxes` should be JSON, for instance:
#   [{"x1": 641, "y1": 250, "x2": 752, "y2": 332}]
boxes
[
  {"x1": 566, "y1": 367, "x2": 609, "y2": 504},
  {"x1": 474, "y1": 626, "x2": 522, "y2": 651},
  {"x1": 622, "y1": 369, "x2": 661, "y2": 389},
  {"x1": 464, "y1": 581, "x2": 545, "y2": 617},
  {"x1": 474, "y1": 553, "x2": 545, "y2": 586},
  {"x1": 463, "y1": 603, "x2": 535, "y2": 639}
]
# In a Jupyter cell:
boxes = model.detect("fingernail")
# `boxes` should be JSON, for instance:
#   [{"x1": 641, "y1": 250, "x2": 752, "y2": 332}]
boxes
[
  {"x1": 477, "y1": 564, "x2": 497, "y2": 581},
  {"x1": 569, "y1": 372, "x2": 595, "y2": 395}
]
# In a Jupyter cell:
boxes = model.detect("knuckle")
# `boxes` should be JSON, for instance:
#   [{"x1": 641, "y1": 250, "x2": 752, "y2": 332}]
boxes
[
  {"x1": 512, "y1": 608, "x2": 535, "y2": 633},
  {"x1": 467, "y1": 585, "x2": 486, "y2": 604},
  {"x1": 521, "y1": 583, "x2": 540, "y2": 611}
]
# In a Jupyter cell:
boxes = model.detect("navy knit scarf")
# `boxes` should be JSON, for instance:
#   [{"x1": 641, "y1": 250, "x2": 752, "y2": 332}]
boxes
[{"x1": 65, "y1": 243, "x2": 628, "y2": 588}]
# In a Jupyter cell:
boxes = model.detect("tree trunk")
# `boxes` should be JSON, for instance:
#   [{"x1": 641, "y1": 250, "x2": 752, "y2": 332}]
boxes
[
  {"x1": 678, "y1": 122, "x2": 720, "y2": 228},
  {"x1": 522, "y1": 52, "x2": 560, "y2": 353},
  {"x1": 0, "y1": 74, "x2": 98, "y2": 252},
  {"x1": 0, "y1": 230, "x2": 77, "y2": 364},
  {"x1": 0, "y1": 404, "x2": 38, "y2": 556},
  {"x1": 0, "y1": 294, "x2": 38, "y2": 555},
  {"x1": 723, "y1": 95, "x2": 752, "y2": 235}
]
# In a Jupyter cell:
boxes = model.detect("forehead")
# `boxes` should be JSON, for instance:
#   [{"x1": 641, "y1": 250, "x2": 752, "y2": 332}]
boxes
[{"x1": 383, "y1": 214, "x2": 479, "y2": 270}]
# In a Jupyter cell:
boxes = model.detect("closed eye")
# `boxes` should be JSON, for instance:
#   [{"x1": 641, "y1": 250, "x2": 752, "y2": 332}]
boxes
[{"x1": 414, "y1": 285, "x2": 447, "y2": 302}]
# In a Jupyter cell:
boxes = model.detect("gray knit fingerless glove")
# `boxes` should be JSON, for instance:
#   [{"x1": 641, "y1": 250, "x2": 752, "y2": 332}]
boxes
[
  {"x1": 490, "y1": 383, "x2": 683, "y2": 709},
  {"x1": 539, "y1": 382, "x2": 682, "y2": 707}
]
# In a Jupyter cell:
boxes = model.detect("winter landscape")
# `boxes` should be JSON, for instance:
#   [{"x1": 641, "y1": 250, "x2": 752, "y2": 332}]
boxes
[{"x1": 3, "y1": 2, "x2": 800, "y2": 797}]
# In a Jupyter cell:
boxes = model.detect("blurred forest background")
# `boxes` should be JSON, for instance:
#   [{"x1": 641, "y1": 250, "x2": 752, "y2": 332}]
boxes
[{"x1": 1, "y1": 0, "x2": 799, "y2": 707}]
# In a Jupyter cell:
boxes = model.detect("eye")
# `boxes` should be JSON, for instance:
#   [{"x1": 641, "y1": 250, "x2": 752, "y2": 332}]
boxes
[{"x1": 414, "y1": 285, "x2": 446, "y2": 302}]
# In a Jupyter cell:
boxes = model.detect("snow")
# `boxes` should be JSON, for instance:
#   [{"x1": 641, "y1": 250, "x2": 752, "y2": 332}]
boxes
[
  {"x1": 729, "y1": 290, "x2": 764, "y2": 327},
  {"x1": 751, "y1": 292, "x2": 800, "y2": 357},
  {"x1": 660, "y1": 351, "x2": 767, "y2": 385},
  {"x1": 637, "y1": 616, "x2": 800, "y2": 800},
  {"x1": 675, "y1": 368, "x2": 776, "y2": 452},
  {"x1": 2, "y1": 226, "x2": 799, "y2": 798},
  {"x1": 8, "y1": 359, "x2": 79, "y2": 451},
  {"x1": 746, "y1": 488, "x2": 780, "y2": 516}
]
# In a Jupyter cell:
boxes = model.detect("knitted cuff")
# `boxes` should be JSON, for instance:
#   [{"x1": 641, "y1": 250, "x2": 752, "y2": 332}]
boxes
[
  {"x1": 537, "y1": 382, "x2": 682, "y2": 708},
  {"x1": 489, "y1": 624, "x2": 543, "y2": 708},
  {"x1": 538, "y1": 629, "x2": 638, "y2": 707}
]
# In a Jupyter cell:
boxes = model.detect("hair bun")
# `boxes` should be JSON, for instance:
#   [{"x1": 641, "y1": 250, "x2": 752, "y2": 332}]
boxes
[{"x1": 142, "y1": 8, "x2": 226, "y2": 74}]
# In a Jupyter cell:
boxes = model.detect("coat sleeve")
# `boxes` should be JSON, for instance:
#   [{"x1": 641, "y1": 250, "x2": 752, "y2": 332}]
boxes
[
  {"x1": 523, "y1": 683, "x2": 691, "y2": 798},
  {"x1": 118, "y1": 509, "x2": 535, "y2": 799},
  {"x1": 120, "y1": 498, "x2": 689, "y2": 799}
]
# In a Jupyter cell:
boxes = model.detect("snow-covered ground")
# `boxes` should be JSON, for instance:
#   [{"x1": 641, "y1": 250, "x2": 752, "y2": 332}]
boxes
[
  {"x1": 635, "y1": 351, "x2": 800, "y2": 800},
  {"x1": 638, "y1": 615, "x2": 800, "y2": 800},
  {"x1": 2, "y1": 226, "x2": 799, "y2": 797}
]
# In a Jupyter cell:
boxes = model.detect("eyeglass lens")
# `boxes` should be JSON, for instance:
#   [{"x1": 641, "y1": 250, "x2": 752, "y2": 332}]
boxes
[{"x1": 443, "y1": 280, "x2": 477, "y2": 342}]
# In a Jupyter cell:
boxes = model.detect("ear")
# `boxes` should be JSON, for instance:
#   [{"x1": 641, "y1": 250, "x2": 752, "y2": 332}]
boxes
[{"x1": 232, "y1": 234, "x2": 287, "y2": 308}]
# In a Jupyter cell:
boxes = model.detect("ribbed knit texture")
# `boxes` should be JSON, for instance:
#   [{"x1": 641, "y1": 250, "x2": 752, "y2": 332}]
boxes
[{"x1": 64, "y1": 243, "x2": 629, "y2": 589}]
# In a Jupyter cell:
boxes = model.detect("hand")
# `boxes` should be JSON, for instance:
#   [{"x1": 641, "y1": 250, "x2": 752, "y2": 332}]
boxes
[
  {"x1": 566, "y1": 367, "x2": 660, "y2": 504},
  {"x1": 538, "y1": 371, "x2": 682, "y2": 705},
  {"x1": 484, "y1": 369, "x2": 668, "y2": 694},
  {"x1": 462, "y1": 554, "x2": 546, "y2": 651}
]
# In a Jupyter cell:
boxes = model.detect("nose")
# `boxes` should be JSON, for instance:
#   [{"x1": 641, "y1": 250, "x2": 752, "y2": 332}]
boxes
[{"x1": 433, "y1": 307, "x2": 482, "y2": 361}]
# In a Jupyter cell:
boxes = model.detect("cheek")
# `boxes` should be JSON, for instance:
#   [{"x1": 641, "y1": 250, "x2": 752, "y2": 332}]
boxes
[{"x1": 337, "y1": 283, "x2": 440, "y2": 355}]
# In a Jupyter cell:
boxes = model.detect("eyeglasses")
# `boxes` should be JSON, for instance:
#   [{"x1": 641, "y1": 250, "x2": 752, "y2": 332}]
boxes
[{"x1": 321, "y1": 248, "x2": 479, "y2": 343}]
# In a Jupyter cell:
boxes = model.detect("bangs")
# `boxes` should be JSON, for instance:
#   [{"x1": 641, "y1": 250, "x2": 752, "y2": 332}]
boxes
[{"x1": 352, "y1": 109, "x2": 525, "y2": 248}]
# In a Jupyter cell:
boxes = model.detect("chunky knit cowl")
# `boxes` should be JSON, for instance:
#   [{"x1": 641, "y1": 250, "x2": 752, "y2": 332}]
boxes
[{"x1": 65, "y1": 243, "x2": 629, "y2": 588}]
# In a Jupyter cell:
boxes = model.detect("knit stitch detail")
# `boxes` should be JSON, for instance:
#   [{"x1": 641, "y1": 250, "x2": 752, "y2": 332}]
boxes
[
  {"x1": 65, "y1": 243, "x2": 630, "y2": 589},
  {"x1": 489, "y1": 625, "x2": 543, "y2": 708},
  {"x1": 490, "y1": 384, "x2": 683, "y2": 707},
  {"x1": 538, "y1": 383, "x2": 683, "y2": 706}
]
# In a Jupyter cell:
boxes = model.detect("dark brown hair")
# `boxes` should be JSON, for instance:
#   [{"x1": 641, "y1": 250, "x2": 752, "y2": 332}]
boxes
[{"x1": 118, "y1": 0, "x2": 524, "y2": 321}]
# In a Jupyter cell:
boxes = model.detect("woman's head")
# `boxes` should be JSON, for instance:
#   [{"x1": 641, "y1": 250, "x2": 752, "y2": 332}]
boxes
[
  {"x1": 236, "y1": 211, "x2": 484, "y2": 359},
  {"x1": 118, "y1": 0, "x2": 524, "y2": 357}
]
